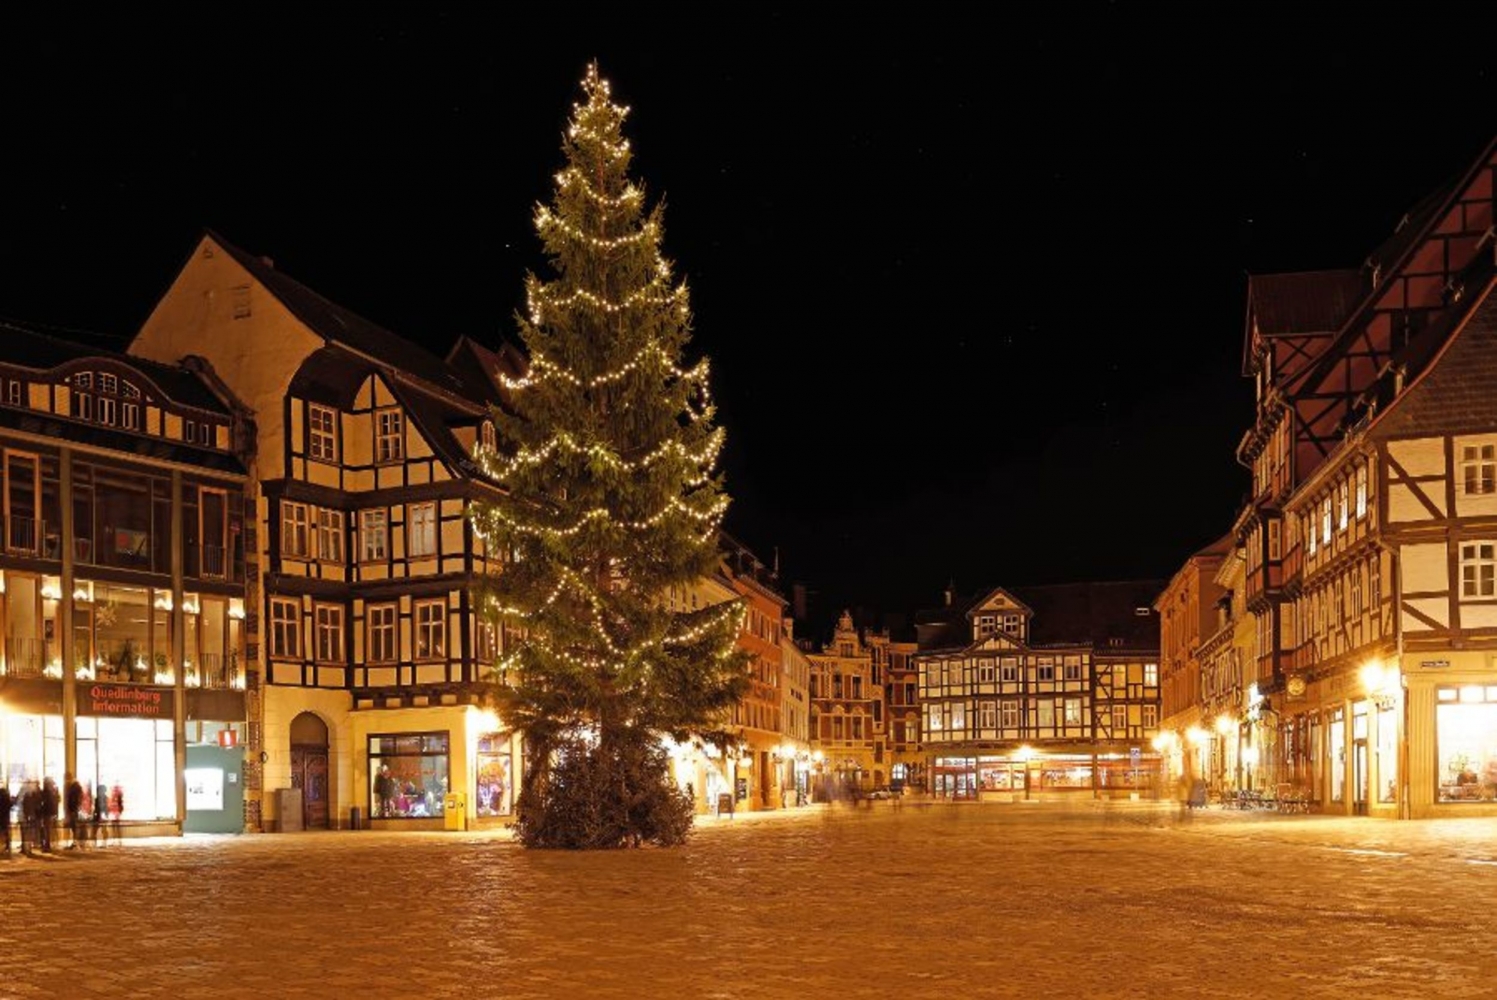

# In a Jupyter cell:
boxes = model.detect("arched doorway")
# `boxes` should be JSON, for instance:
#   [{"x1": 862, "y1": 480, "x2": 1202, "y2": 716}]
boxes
[{"x1": 289, "y1": 712, "x2": 329, "y2": 830}]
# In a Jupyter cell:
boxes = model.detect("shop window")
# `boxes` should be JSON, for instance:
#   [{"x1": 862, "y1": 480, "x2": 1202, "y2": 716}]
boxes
[
  {"x1": 75, "y1": 715, "x2": 177, "y2": 820},
  {"x1": 369, "y1": 732, "x2": 449, "y2": 819},
  {"x1": 476, "y1": 733, "x2": 512, "y2": 817},
  {"x1": 1436, "y1": 686, "x2": 1497, "y2": 802}
]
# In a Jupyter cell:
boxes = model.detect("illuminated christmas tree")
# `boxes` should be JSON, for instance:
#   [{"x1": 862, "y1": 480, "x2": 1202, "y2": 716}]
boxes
[{"x1": 472, "y1": 64, "x2": 747, "y2": 848}]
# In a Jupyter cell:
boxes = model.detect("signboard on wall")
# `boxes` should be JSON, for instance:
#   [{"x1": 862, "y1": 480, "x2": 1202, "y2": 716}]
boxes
[
  {"x1": 79, "y1": 684, "x2": 175, "y2": 718},
  {"x1": 185, "y1": 768, "x2": 225, "y2": 811}
]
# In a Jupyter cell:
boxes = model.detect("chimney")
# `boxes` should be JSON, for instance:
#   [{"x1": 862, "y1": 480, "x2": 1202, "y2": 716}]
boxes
[{"x1": 943, "y1": 579, "x2": 955, "y2": 607}]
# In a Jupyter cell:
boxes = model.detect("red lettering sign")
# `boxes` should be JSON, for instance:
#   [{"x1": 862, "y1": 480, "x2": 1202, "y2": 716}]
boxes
[{"x1": 79, "y1": 684, "x2": 175, "y2": 719}]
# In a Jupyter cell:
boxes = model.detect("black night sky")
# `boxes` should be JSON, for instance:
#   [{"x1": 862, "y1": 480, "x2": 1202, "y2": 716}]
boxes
[{"x1": 4, "y1": 10, "x2": 1496, "y2": 637}]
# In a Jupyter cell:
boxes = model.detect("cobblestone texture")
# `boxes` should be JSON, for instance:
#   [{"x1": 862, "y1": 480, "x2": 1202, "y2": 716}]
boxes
[{"x1": 3, "y1": 800, "x2": 1496, "y2": 998}]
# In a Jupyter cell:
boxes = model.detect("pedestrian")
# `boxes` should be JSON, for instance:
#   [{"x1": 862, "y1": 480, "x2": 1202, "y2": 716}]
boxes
[
  {"x1": 91, "y1": 783, "x2": 106, "y2": 846},
  {"x1": 19, "y1": 780, "x2": 38, "y2": 854},
  {"x1": 64, "y1": 772, "x2": 83, "y2": 849},
  {"x1": 40, "y1": 777, "x2": 59, "y2": 852},
  {"x1": 0, "y1": 782, "x2": 11, "y2": 854},
  {"x1": 108, "y1": 784, "x2": 124, "y2": 844}
]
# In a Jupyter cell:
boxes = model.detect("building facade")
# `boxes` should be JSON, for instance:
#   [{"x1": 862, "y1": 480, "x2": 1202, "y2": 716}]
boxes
[
  {"x1": 1154, "y1": 535, "x2": 1229, "y2": 788},
  {"x1": 129, "y1": 233, "x2": 518, "y2": 831},
  {"x1": 867, "y1": 627, "x2": 922, "y2": 791},
  {"x1": 919, "y1": 582, "x2": 1163, "y2": 800},
  {"x1": 0, "y1": 320, "x2": 253, "y2": 834},
  {"x1": 808, "y1": 611, "x2": 885, "y2": 794}
]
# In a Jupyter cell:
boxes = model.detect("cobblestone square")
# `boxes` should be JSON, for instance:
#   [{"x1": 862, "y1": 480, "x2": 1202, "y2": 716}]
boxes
[{"x1": 4, "y1": 802, "x2": 1497, "y2": 998}]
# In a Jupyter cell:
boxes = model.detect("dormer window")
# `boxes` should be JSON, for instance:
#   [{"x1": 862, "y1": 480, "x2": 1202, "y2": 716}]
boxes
[
  {"x1": 308, "y1": 404, "x2": 338, "y2": 462},
  {"x1": 71, "y1": 371, "x2": 142, "y2": 430},
  {"x1": 1002, "y1": 614, "x2": 1021, "y2": 635}
]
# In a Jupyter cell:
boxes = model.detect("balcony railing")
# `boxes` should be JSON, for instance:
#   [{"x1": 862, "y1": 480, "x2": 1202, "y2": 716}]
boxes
[
  {"x1": 200, "y1": 543, "x2": 227, "y2": 580},
  {"x1": 2, "y1": 638, "x2": 47, "y2": 678},
  {"x1": 6, "y1": 515, "x2": 39, "y2": 556},
  {"x1": 192, "y1": 652, "x2": 241, "y2": 690}
]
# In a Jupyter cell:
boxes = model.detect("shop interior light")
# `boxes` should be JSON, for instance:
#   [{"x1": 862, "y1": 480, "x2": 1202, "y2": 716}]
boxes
[
  {"x1": 40, "y1": 577, "x2": 61, "y2": 601},
  {"x1": 228, "y1": 598, "x2": 246, "y2": 620},
  {"x1": 1215, "y1": 715, "x2": 1235, "y2": 735},
  {"x1": 1186, "y1": 726, "x2": 1208, "y2": 746}
]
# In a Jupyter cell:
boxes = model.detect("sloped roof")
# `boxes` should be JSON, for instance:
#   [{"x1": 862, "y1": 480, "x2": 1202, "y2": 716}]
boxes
[
  {"x1": 0, "y1": 318, "x2": 229, "y2": 413},
  {"x1": 1009, "y1": 580, "x2": 1165, "y2": 649},
  {"x1": 445, "y1": 335, "x2": 527, "y2": 411},
  {"x1": 1374, "y1": 279, "x2": 1497, "y2": 438},
  {"x1": 208, "y1": 232, "x2": 480, "y2": 400},
  {"x1": 1247, "y1": 269, "x2": 1365, "y2": 337}
]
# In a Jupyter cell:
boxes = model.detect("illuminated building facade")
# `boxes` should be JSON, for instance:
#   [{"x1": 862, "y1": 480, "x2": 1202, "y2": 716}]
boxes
[
  {"x1": 918, "y1": 582, "x2": 1162, "y2": 800},
  {"x1": 0, "y1": 319, "x2": 253, "y2": 834},
  {"x1": 1154, "y1": 535, "x2": 1229, "y2": 788},
  {"x1": 808, "y1": 611, "x2": 885, "y2": 793}
]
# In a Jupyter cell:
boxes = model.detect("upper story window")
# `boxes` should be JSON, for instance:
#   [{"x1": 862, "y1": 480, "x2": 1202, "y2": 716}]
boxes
[
  {"x1": 376, "y1": 410, "x2": 404, "y2": 464},
  {"x1": 6, "y1": 380, "x2": 21, "y2": 406},
  {"x1": 409, "y1": 503, "x2": 437, "y2": 558},
  {"x1": 1461, "y1": 542, "x2": 1497, "y2": 599},
  {"x1": 360, "y1": 509, "x2": 388, "y2": 562},
  {"x1": 1337, "y1": 481, "x2": 1350, "y2": 532},
  {"x1": 1036, "y1": 660, "x2": 1056, "y2": 682},
  {"x1": 1321, "y1": 497, "x2": 1333, "y2": 545},
  {"x1": 1144, "y1": 663, "x2": 1159, "y2": 686},
  {"x1": 315, "y1": 508, "x2": 344, "y2": 564},
  {"x1": 308, "y1": 404, "x2": 338, "y2": 462},
  {"x1": 281, "y1": 501, "x2": 310, "y2": 558},
  {"x1": 269, "y1": 597, "x2": 301, "y2": 659},
  {"x1": 71, "y1": 371, "x2": 142, "y2": 431},
  {"x1": 1356, "y1": 463, "x2": 1369, "y2": 518},
  {"x1": 1463, "y1": 445, "x2": 1496, "y2": 496}
]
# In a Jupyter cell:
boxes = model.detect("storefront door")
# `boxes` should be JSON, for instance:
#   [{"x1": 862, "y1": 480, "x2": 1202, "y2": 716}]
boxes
[
  {"x1": 1353, "y1": 739, "x2": 1368, "y2": 817},
  {"x1": 291, "y1": 746, "x2": 328, "y2": 829}
]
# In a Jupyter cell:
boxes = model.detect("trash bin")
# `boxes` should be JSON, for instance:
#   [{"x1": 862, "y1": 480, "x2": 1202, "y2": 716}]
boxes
[
  {"x1": 349, "y1": 807, "x2": 362, "y2": 831},
  {"x1": 443, "y1": 792, "x2": 467, "y2": 831}
]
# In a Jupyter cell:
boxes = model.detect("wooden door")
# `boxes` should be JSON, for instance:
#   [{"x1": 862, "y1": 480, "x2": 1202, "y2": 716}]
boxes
[{"x1": 290, "y1": 745, "x2": 330, "y2": 829}]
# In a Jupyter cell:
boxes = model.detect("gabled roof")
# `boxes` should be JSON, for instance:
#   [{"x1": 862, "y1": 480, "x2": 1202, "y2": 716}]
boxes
[
  {"x1": 1242, "y1": 269, "x2": 1364, "y2": 375},
  {"x1": 0, "y1": 318, "x2": 230, "y2": 413},
  {"x1": 964, "y1": 585, "x2": 1034, "y2": 620},
  {"x1": 207, "y1": 232, "x2": 482, "y2": 401},
  {"x1": 445, "y1": 335, "x2": 527, "y2": 412},
  {"x1": 1008, "y1": 580, "x2": 1165, "y2": 649}
]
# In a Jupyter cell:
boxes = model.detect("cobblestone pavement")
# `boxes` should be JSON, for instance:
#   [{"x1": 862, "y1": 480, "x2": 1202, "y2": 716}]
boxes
[{"x1": 3, "y1": 800, "x2": 1497, "y2": 999}]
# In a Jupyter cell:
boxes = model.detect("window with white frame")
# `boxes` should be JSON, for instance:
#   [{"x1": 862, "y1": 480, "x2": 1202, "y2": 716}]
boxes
[
  {"x1": 1356, "y1": 462, "x2": 1368, "y2": 518},
  {"x1": 1144, "y1": 663, "x2": 1158, "y2": 686},
  {"x1": 315, "y1": 508, "x2": 344, "y2": 563},
  {"x1": 1036, "y1": 700, "x2": 1055, "y2": 730},
  {"x1": 1002, "y1": 614, "x2": 1021, "y2": 635},
  {"x1": 1000, "y1": 659, "x2": 1018, "y2": 683},
  {"x1": 281, "y1": 501, "x2": 309, "y2": 558},
  {"x1": 308, "y1": 404, "x2": 338, "y2": 462},
  {"x1": 1322, "y1": 497, "x2": 1332, "y2": 545},
  {"x1": 1143, "y1": 705, "x2": 1158, "y2": 729},
  {"x1": 977, "y1": 614, "x2": 995, "y2": 636},
  {"x1": 6, "y1": 381, "x2": 19, "y2": 406},
  {"x1": 1036, "y1": 659, "x2": 1055, "y2": 682},
  {"x1": 409, "y1": 502, "x2": 437, "y2": 557},
  {"x1": 376, "y1": 409, "x2": 404, "y2": 463},
  {"x1": 927, "y1": 703, "x2": 943, "y2": 732},
  {"x1": 1063, "y1": 698, "x2": 1083, "y2": 725},
  {"x1": 1464, "y1": 444, "x2": 1496, "y2": 496},
  {"x1": 367, "y1": 603, "x2": 397, "y2": 663},
  {"x1": 979, "y1": 700, "x2": 996, "y2": 729},
  {"x1": 269, "y1": 598, "x2": 301, "y2": 659},
  {"x1": 977, "y1": 659, "x2": 995, "y2": 683},
  {"x1": 415, "y1": 600, "x2": 445, "y2": 659},
  {"x1": 1461, "y1": 542, "x2": 1497, "y2": 598},
  {"x1": 949, "y1": 702, "x2": 965, "y2": 731},
  {"x1": 361, "y1": 510, "x2": 388, "y2": 562},
  {"x1": 1307, "y1": 512, "x2": 1318, "y2": 555},
  {"x1": 1001, "y1": 701, "x2": 1019, "y2": 728},
  {"x1": 1338, "y1": 481, "x2": 1350, "y2": 531},
  {"x1": 1112, "y1": 704, "x2": 1128, "y2": 732},
  {"x1": 1063, "y1": 659, "x2": 1082, "y2": 682},
  {"x1": 315, "y1": 604, "x2": 344, "y2": 662}
]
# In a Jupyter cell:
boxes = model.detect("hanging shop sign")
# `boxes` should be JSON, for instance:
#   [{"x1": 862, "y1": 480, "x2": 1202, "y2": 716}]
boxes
[{"x1": 80, "y1": 684, "x2": 175, "y2": 718}]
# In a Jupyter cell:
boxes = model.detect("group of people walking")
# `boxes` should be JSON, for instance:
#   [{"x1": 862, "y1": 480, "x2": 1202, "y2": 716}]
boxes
[{"x1": 0, "y1": 775, "x2": 123, "y2": 855}]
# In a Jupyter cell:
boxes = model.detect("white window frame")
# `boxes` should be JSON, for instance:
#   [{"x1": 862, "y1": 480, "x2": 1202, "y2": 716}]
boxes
[
  {"x1": 927, "y1": 703, "x2": 943, "y2": 732},
  {"x1": 376, "y1": 409, "x2": 404, "y2": 464},
  {"x1": 415, "y1": 600, "x2": 445, "y2": 660},
  {"x1": 1322, "y1": 497, "x2": 1332, "y2": 545},
  {"x1": 949, "y1": 702, "x2": 965, "y2": 732},
  {"x1": 361, "y1": 509, "x2": 388, "y2": 562},
  {"x1": 977, "y1": 659, "x2": 995, "y2": 683},
  {"x1": 314, "y1": 603, "x2": 344, "y2": 663},
  {"x1": 308, "y1": 404, "x2": 338, "y2": 462},
  {"x1": 367, "y1": 603, "x2": 397, "y2": 663},
  {"x1": 281, "y1": 501, "x2": 309, "y2": 558},
  {"x1": 1037, "y1": 660, "x2": 1055, "y2": 682},
  {"x1": 1001, "y1": 701, "x2": 1019, "y2": 728},
  {"x1": 1063, "y1": 660, "x2": 1082, "y2": 682},
  {"x1": 1000, "y1": 659, "x2": 1018, "y2": 683},
  {"x1": 1463, "y1": 444, "x2": 1496, "y2": 496},
  {"x1": 1143, "y1": 705, "x2": 1158, "y2": 729},
  {"x1": 979, "y1": 700, "x2": 996, "y2": 729},
  {"x1": 269, "y1": 597, "x2": 301, "y2": 659},
  {"x1": 409, "y1": 502, "x2": 437, "y2": 558},
  {"x1": 1144, "y1": 663, "x2": 1158, "y2": 687},
  {"x1": 1338, "y1": 481, "x2": 1350, "y2": 532},
  {"x1": 1461, "y1": 542, "x2": 1497, "y2": 598},
  {"x1": 1356, "y1": 463, "x2": 1368, "y2": 518},
  {"x1": 315, "y1": 508, "x2": 344, "y2": 564},
  {"x1": 1112, "y1": 704, "x2": 1128, "y2": 732},
  {"x1": 1063, "y1": 698, "x2": 1083, "y2": 725},
  {"x1": 1002, "y1": 614, "x2": 1021, "y2": 635}
]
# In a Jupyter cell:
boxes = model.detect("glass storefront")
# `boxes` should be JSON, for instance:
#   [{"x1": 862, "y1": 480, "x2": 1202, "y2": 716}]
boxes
[
  {"x1": 1328, "y1": 708, "x2": 1345, "y2": 803},
  {"x1": 370, "y1": 732, "x2": 449, "y2": 818},
  {"x1": 2, "y1": 713, "x2": 175, "y2": 820},
  {"x1": 475, "y1": 732, "x2": 512, "y2": 817},
  {"x1": 1436, "y1": 686, "x2": 1497, "y2": 803},
  {"x1": 1376, "y1": 704, "x2": 1398, "y2": 803}
]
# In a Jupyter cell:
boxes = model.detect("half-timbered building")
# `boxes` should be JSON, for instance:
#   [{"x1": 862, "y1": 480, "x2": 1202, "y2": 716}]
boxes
[
  {"x1": 129, "y1": 233, "x2": 519, "y2": 831},
  {"x1": 1155, "y1": 534, "x2": 1230, "y2": 789},
  {"x1": 0, "y1": 319, "x2": 253, "y2": 834},
  {"x1": 919, "y1": 582, "x2": 1162, "y2": 800},
  {"x1": 1235, "y1": 136, "x2": 1497, "y2": 818}
]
